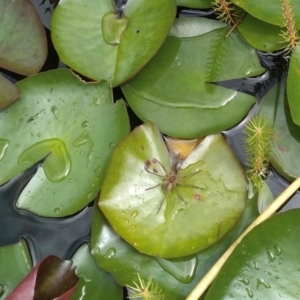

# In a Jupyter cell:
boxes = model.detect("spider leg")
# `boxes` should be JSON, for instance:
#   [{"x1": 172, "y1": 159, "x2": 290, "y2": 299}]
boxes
[
  {"x1": 179, "y1": 169, "x2": 201, "y2": 179},
  {"x1": 156, "y1": 193, "x2": 167, "y2": 214},
  {"x1": 152, "y1": 158, "x2": 169, "y2": 175},
  {"x1": 174, "y1": 187, "x2": 187, "y2": 204},
  {"x1": 144, "y1": 167, "x2": 165, "y2": 178},
  {"x1": 145, "y1": 182, "x2": 164, "y2": 191}
]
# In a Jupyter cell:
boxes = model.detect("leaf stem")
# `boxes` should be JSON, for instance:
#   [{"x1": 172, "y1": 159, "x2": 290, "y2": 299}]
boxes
[{"x1": 186, "y1": 176, "x2": 300, "y2": 300}]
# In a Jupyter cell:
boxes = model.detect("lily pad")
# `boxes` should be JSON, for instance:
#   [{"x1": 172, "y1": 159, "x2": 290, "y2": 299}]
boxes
[
  {"x1": 176, "y1": 0, "x2": 212, "y2": 9},
  {"x1": 287, "y1": 45, "x2": 300, "y2": 125},
  {"x1": 0, "y1": 240, "x2": 32, "y2": 299},
  {"x1": 0, "y1": 69, "x2": 129, "y2": 217},
  {"x1": 122, "y1": 18, "x2": 264, "y2": 138},
  {"x1": 51, "y1": 0, "x2": 176, "y2": 86},
  {"x1": 71, "y1": 244, "x2": 122, "y2": 300},
  {"x1": 204, "y1": 209, "x2": 300, "y2": 300},
  {"x1": 92, "y1": 192, "x2": 259, "y2": 299},
  {"x1": 258, "y1": 80, "x2": 300, "y2": 182},
  {"x1": 99, "y1": 121, "x2": 247, "y2": 258},
  {"x1": 237, "y1": 13, "x2": 287, "y2": 52},
  {"x1": 231, "y1": 0, "x2": 300, "y2": 28},
  {"x1": 0, "y1": 0, "x2": 47, "y2": 109}
]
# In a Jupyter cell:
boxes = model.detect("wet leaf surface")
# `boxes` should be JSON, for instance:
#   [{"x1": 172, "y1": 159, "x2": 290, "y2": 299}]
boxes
[
  {"x1": 259, "y1": 80, "x2": 300, "y2": 182},
  {"x1": 0, "y1": 240, "x2": 32, "y2": 299},
  {"x1": 51, "y1": 0, "x2": 176, "y2": 86},
  {"x1": 122, "y1": 18, "x2": 264, "y2": 138},
  {"x1": 237, "y1": 13, "x2": 287, "y2": 52},
  {"x1": 287, "y1": 45, "x2": 300, "y2": 125},
  {"x1": 231, "y1": 0, "x2": 300, "y2": 28},
  {"x1": 92, "y1": 192, "x2": 259, "y2": 299},
  {"x1": 0, "y1": 69, "x2": 129, "y2": 217},
  {"x1": 99, "y1": 121, "x2": 248, "y2": 258},
  {"x1": 7, "y1": 256, "x2": 78, "y2": 300},
  {"x1": 204, "y1": 209, "x2": 300, "y2": 300},
  {"x1": 71, "y1": 244, "x2": 122, "y2": 300}
]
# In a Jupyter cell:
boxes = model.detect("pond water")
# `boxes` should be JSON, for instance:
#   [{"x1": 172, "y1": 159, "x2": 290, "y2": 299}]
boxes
[{"x1": 1, "y1": 2, "x2": 299, "y2": 299}]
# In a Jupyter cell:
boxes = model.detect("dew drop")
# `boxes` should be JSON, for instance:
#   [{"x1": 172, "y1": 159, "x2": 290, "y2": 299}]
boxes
[
  {"x1": 131, "y1": 226, "x2": 135, "y2": 231},
  {"x1": 155, "y1": 256, "x2": 198, "y2": 284},
  {"x1": 54, "y1": 207, "x2": 60, "y2": 214},
  {"x1": 246, "y1": 287, "x2": 254, "y2": 298},
  {"x1": 73, "y1": 130, "x2": 94, "y2": 166},
  {"x1": 104, "y1": 247, "x2": 116, "y2": 259},
  {"x1": 0, "y1": 139, "x2": 9, "y2": 161},
  {"x1": 73, "y1": 102, "x2": 78, "y2": 106},
  {"x1": 50, "y1": 105, "x2": 58, "y2": 119},
  {"x1": 93, "y1": 97, "x2": 101, "y2": 106},
  {"x1": 256, "y1": 278, "x2": 271, "y2": 289},
  {"x1": 238, "y1": 277, "x2": 250, "y2": 285},
  {"x1": 15, "y1": 144, "x2": 20, "y2": 148},
  {"x1": 47, "y1": 98, "x2": 51, "y2": 102},
  {"x1": 267, "y1": 250, "x2": 276, "y2": 262},
  {"x1": 92, "y1": 247, "x2": 101, "y2": 255},
  {"x1": 68, "y1": 178, "x2": 73, "y2": 183},
  {"x1": 274, "y1": 245, "x2": 282, "y2": 256},
  {"x1": 109, "y1": 142, "x2": 116, "y2": 148},
  {"x1": 81, "y1": 120, "x2": 89, "y2": 128},
  {"x1": 131, "y1": 210, "x2": 138, "y2": 219},
  {"x1": 254, "y1": 261, "x2": 260, "y2": 270},
  {"x1": 19, "y1": 118, "x2": 23, "y2": 122},
  {"x1": 133, "y1": 243, "x2": 137, "y2": 247}
]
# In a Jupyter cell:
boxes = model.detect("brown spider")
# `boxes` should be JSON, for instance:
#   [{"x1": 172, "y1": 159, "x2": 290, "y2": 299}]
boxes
[{"x1": 144, "y1": 158, "x2": 202, "y2": 213}]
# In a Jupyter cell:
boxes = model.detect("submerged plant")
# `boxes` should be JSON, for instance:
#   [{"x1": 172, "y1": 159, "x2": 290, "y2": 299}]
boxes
[
  {"x1": 243, "y1": 115, "x2": 274, "y2": 189},
  {"x1": 126, "y1": 273, "x2": 166, "y2": 300},
  {"x1": 279, "y1": 0, "x2": 300, "y2": 51}
]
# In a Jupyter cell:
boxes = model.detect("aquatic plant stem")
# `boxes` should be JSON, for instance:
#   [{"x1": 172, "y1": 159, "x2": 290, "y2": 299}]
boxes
[{"x1": 186, "y1": 175, "x2": 300, "y2": 300}]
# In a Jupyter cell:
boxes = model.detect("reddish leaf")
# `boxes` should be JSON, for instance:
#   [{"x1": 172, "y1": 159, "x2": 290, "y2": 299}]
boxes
[{"x1": 7, "y1": 256, "x2": 79, "y2": 300}]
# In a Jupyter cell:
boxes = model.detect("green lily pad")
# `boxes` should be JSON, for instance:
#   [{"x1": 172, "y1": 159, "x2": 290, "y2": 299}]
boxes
[
  {"x1": 287, "y1": 45, "x2": 300, "y2": 125},
  {"x1": 204, "y1": 209, "x2": 300, "y2": 300},
  {"x1": 51, "y1": 0, "x2": 176, "y2": 86},
  {"x1": 122, "y1": 18, "x2": 264, "y2": 138},
  {"x1": 0, "y1": 240, "x2": 32, "y2": 299},
  {"x1": 176, "y1": 0, "x2": 212, "y2": 9},
  {"x1": 71, "y1": 244, "x2": 122, "y2": 300},
  {"x1": 237, "y1": 13, "x2": 287, "y2": 52},
  {"x1": 259, "y1": 80, "x2": 300, "y2": 182},
  {"x1": 0, "y1": 69, "x2": 129, "y2": 217},
  {"x1": 92, "y1": 192, "x2": 259, "y2": 299},
  {"x1": 231, "y1": 0, "x2": 300, "y2": 28},
  {"x1": 99, "y1": 121, "x2": 247, "y2": 258}
]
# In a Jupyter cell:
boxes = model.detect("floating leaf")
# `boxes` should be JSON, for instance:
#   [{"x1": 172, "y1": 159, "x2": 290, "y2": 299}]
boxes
[
  {"x1": 99, "y1": 121, "x2": 247, "y2": 258},
  {"x1": 51, "y1": 0, "x2": 176, "y2": 86},
  {"x1": 7, "y1": 256, "x2": 79, "y2": 300},
  {"x1": 204, "y1": 209, "x2": 300, "y2": 300},
  {"x1": 0, "y1": 69, "x2": 129, "y2": 217},
  {"x1": 287, "y1": 45, "x2": 300, "y2": 125},
  {"x1": 71, "y1": 244, "x2": 122, "y2": 300},
  {"x1": 92, "y1": 192, "x2": 259, "y2": 299},
  {"x1": 231, "y1": 0, "x2": 300, "y2": 28},
  {"x1": 122, "y1": 18, "x2": 264, "y2": 138},
  {"x1": 0, "y1": 0, "x2": 47, "y2": 109},
  {"x1": 0, "y1": 0, "x2": 47, "y2": 75},
  {"x1": 237, "y1": 13, "x2": 287, "y2": 52},
  {"x1": 259, "y1": 80, "x2": 300, "y2": 182},
  {"x1": 0, "y1": 240, "x2": 32, "y2": 299}
]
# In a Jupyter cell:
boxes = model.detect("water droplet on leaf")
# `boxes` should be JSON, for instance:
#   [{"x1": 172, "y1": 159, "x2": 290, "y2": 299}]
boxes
[
  {"x1": 0, "y1": 139, "x2": 9, "y2": 161},
  {"x1": 131, "y1": 210, "x2": 138, "y2": 219},
  {"x1": 104, "y1": 248, "x2": 116, "y2": 259},
  {"x1": 50, "y1": 105, "x2": 58, "y2": 119}
]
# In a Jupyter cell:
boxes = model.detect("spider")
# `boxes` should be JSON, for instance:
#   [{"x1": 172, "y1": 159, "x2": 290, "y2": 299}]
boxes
[{"x1": 144, "y1": 158, "x2": 203, "y2": 213}]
